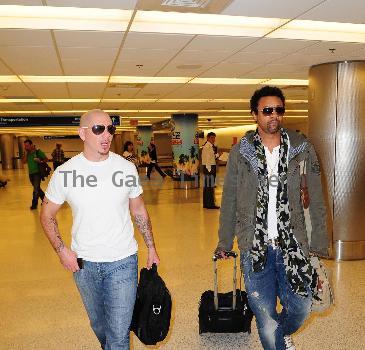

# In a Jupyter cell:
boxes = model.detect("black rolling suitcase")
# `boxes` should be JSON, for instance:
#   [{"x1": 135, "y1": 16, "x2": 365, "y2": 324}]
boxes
[{"x1": 198, "y1": 251, "x2": 253, "y2": 334}]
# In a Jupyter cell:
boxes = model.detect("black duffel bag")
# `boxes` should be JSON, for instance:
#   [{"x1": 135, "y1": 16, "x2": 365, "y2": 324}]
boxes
[
  {"x1": 36, "y1": 150, "x2": 51, "y2": 181},
  {"x1": 131, "y1": 264, "x2": 172, "y2": 345},
  {"x1": 38, "y1": 161, "x2": 51, "y2": 181},
  {"x1": 199, "y1": 251, "x2": 253, "y2": 334}
]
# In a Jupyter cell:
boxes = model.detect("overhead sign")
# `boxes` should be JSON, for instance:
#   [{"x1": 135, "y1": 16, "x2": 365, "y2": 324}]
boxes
[
  {"x1": 43, "y1": 135, "x2": 80, "y2": 140},
  {"x1": 0, "y1": 115, "x2": 121, "y2": 127}
]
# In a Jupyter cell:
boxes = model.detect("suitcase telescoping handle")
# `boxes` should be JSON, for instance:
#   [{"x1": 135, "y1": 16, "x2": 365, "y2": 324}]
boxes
[{"x1": 212, "y1": 251, "x2": 238, "y2": 311}]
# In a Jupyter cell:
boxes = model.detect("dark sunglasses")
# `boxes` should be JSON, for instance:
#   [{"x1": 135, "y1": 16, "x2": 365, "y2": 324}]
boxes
[
  {"x1": 259, "y1": 106, "x2": 285, "y2": 116},
  {"x1": 81, "y1": 124, "x2": 116, "y2": 135}
]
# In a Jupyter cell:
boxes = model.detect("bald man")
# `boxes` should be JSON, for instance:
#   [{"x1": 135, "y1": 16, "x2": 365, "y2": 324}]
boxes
[{"x1": 40, "y1": 109, "x2": 160, "y2": 349}]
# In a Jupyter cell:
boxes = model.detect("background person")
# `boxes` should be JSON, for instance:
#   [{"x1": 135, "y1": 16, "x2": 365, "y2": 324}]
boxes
[
  {"x1": 51, "y1": 143, "x2": 65, "y2": 170},
  {"x1": 22, "y1": 139, "x2": 47, "y2": 210},
  {"x1": 147, "y1": 138, "x2": 166, "y2": 180},
  {"x1": 216, "y1": 86, "x2": 329, "y2": 350},
  {"x1": 201, "y1": 132, "x2": 220, "y2": 209},
  {"x1": 40, "y1": 109, "x2": 160, "y2": 350},
  {"x1": 122, "y1": 141, "x2": 139, "y2": 170}
]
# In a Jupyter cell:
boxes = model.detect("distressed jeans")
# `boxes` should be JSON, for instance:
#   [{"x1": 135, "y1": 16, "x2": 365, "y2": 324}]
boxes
[
  {"x1": 242, "y1": 246, "x2": 312, "y2": 350},
  {"x1": 74, "y1": 254, "x2": 138, "y2": 350}
]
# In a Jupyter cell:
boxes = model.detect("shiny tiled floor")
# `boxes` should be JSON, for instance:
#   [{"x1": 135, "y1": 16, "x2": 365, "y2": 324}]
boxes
[{"x1": 0, "y1": 167, "x2": 364, "y2": 349}]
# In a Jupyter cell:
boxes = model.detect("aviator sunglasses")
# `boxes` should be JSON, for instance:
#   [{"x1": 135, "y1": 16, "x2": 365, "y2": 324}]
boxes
[
  {"x1": 81, "y1": 124, "x2": 116, "y2": 135},
  {"x1": 258, "y1": 106, "x2": 285, "y2": 116}
]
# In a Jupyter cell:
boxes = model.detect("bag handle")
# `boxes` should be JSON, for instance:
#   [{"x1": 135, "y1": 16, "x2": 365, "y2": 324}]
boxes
[{"x1": 212, "y1": 251, "x2": 237, "y2": 311}]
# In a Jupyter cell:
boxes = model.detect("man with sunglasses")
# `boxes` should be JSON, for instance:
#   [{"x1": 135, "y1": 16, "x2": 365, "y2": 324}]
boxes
[
  {"x1": 215, "y1": 86, "x2": 329, "y2": 350},
  {"x1": 40, "y1": 109, "x2": 160, "y2": 349}
]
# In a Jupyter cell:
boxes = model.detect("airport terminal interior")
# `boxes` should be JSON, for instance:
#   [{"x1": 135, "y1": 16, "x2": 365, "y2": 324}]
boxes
[{"x1": 0, "y1": 0, "x2": 365, "y2": 349}]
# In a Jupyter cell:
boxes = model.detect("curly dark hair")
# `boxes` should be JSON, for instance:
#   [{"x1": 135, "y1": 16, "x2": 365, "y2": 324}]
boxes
[
  {"x1": 123, "y1": 141, "x2": 133, "y2": 152},
  {"x1": 250, "y1": 86, "x2": 285, "y2": 114}
]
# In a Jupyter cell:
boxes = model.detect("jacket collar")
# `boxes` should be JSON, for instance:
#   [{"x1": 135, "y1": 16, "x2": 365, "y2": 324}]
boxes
[{"x1": 239, "y1": 128, "x2": 309, "y2": 174}]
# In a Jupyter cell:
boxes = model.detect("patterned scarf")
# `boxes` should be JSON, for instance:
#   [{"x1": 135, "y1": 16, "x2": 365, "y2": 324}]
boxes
[{"x1": 251, "y1": 129, "x2": 315, "y2": 297}]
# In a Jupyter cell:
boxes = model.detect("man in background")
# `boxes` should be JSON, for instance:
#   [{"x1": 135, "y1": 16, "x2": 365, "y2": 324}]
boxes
[
  {"x1": 51, "y1": 143, "x2": 65, "y2": 170},
  {"x1": 147, "y1": 138, "x2": 166, "y2": 180},
  {"x1": 201, "y1": 132, "x2": 220, "y2": 209},
  {"x1": 22, "y1": 139, "x2": 47, "y2": 210}
]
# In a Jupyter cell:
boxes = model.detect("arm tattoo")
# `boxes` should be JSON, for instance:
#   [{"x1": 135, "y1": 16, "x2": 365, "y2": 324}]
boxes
[
  {"x1": 133, "y1": 214, "x2": 155, "y2": 248},
  {"x1": 49, "y1": 217, "x2": 64, "y2": 253}
]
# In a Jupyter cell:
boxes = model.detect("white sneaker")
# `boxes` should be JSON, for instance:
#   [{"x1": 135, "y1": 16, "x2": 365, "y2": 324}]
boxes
[{"x1": 284, "y1": 335, "x2": 296, "y2": 350}]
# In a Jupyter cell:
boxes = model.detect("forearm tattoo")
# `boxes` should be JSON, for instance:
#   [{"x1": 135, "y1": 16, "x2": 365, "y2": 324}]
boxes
[
  {"x1": 49, "y1": 217, "x2": 64, "y2": 253},
  {"x1": 133, "y1": 214, "x2": 155, "y2": 248}
]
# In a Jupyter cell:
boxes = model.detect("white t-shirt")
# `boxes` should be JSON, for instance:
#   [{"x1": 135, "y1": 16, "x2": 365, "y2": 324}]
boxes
[
  {"x1": 45, "y1": 152, "x2": 143, "y2": 262},
  {"x1": 264, "y1": 145, "x2": 280, "y2": 240},
  {"x1": 264, "y1": 141, "x2": 290, "y2": 240}
]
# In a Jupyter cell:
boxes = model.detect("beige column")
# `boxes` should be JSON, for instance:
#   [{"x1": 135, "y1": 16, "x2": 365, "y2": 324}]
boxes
[
  {"x1": 17, "y1": 136, "x2": 28, "y2": 158},
  {"x1": 0, "y1": 134, "x2": 15, "y2": 170},
  {"x1": 113, "y1": 133, "x2": 123, "y2": 156},
  {"x1": 309, "y1": 61, "x2": 365, "y2": 260}
]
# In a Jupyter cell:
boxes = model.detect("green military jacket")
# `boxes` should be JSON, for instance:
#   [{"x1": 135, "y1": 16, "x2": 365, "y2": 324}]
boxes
[{"x1": 217, "y1": 129, "x2": 330, "y2": 258}]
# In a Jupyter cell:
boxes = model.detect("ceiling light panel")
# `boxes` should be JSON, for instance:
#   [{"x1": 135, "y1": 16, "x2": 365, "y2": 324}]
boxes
[
  {"x1": 110, "y1": 76, "x2": 191, "y2": 84},
  {"x1": 0, "y1": 5, "x2": 132, "y2": 31},
  {"x1": 20, "y1": 76, "x2": 108, "y2": 83},
  {"x1": 269, "y1": 19, "x2": 365, "y2": 43},
  {"x1": 0, "y1": 98, "x2": 41, "y2": 103},
  {"x1": 47, "y1": 0, "x2": 139, "y2": 10},
  {"x1": 131, "y1": 11, "x2": 286, "y2": 37},
  {"x1": 263, "y1": 79, "x2": 308, "y2": 86},
  {"x1": 0, "y1": 75, "x2": 21, "y2": 82},
  {"x1": 191, "y1": 78, "x2": 263, "y2": 85}
]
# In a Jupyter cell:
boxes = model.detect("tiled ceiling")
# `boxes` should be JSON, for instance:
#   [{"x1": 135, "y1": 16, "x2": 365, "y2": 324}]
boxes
[{"x1": 0, "y1": 0, "x2": 364, "y2": 133}]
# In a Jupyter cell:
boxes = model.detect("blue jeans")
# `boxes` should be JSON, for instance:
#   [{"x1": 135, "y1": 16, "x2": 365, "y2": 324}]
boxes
[
  {"x1": 29, "y1": 172, "x2": 45, "y2": 207},
  {"x1": 242, "y1": 246, "x2": 312, "y2": 350},
  {"x1": 74, "y1": 254, "x2": 138, "y2": 350}
]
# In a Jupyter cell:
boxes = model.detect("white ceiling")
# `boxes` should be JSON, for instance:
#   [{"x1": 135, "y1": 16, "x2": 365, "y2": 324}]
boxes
[{"x1": 0, "y1": 0, "x2": 364, "y2": 132}]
